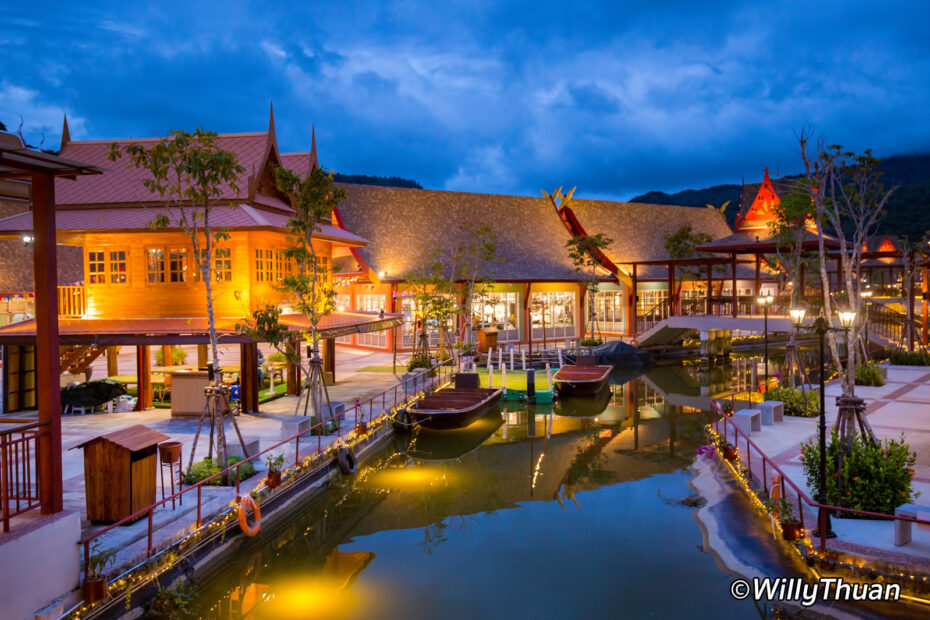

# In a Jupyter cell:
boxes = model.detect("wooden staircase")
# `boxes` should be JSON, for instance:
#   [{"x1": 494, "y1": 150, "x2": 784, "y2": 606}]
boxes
[{"x1": 60, "y1": 345, "x2": 107, "y2": 375}]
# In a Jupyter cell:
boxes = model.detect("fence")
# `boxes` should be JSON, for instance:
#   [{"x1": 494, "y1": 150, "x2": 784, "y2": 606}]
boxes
[
  {"x1": 709, "y1": 391, "x2": 930, "y2": 553},
  {"x1": 0, "y1": 419, "x2": 44, "y2": 532},
  {"x1": 76, "y1": 359, "x2": 457, "y2": 581}
]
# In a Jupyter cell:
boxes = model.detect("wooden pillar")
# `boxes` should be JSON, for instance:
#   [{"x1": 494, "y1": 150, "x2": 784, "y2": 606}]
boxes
[
  {"x1": 523, "y1": 282, "x2": 532, "y2": 358},
  {"x1": 629, "y1": 264, "x2": 638, "y2": 337},
  {"x1": 106, "y1": 346, "x2": 119, "y2": 377},
  {"x1": 754, "y1": 254, "x2": 761, "y2": 311},
  {"x1": 667, "y1": 263, "x2": 676, "y2": 317},
  {"x1": 322, "y1": 338, "x2": 335, "y2": 384},
  {"x1": 197, "y1": 344, "x2": 208, "y2": 368},
  {"x1": 239, "y1": 342, "x2": 259, "y2": 413},
  {"x1": 160, "y1": 344, "x2": 173, "y2": 367},
  {"x1": 706, "y1": 261, "x2": 713, "y2": 315},
  {"x1": 135, "y1": 345, "x2": 152, "y2": 411},
  {"x1": 32, "y1": 173, "x2": 63, "y2": 514},
  {"x1": 730, "y1": 252, "x2": 738, "y2": 318},
  {"x1": 286, "y1": 336, "x2": 300, "y2": 395},
  {"x1": 577, "y1": 282, "x2": 587, "y2": 339},
  {"x1": 922, "y1": 266, "x2": 928, "y2": 346}
]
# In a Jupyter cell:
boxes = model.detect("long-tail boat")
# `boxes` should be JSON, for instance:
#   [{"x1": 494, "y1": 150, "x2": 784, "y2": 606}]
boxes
[
  {"x1": 407, "y1": 373, "x2": 503, "y2": 430},
  {"x1": 552, "y1": 355, "x2": 612, "y2": 397}
]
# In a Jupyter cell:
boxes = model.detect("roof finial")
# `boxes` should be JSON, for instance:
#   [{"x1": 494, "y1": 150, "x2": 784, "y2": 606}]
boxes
[
  {"x1": 61, "y1": 114, "x2": 71, "y2": 150},
  {"x1": 309, "y1": 125, "x2": 318, "y2": 170},
  {"x1": 268, "y1": 101, "x2": 276, "y2": 138},
  {"x1": 762, "y1": 167, "x2": 771, "y2": 184}
]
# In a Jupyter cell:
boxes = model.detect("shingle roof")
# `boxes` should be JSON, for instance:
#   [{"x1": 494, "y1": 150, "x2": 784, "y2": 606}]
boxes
[
  {"x1": 0, "y1": 240, "x2": 83, "y2": 292},
  {"x1": 334, "y1": 184, "x2": 582, "y2": 281},
  {"x1": 55, "y1": 133, "x2": 271, "y2": 206}
]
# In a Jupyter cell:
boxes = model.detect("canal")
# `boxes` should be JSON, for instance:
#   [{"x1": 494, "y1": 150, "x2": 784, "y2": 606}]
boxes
[{"x1": 186, "y1": 362, "x2": 782, "y2": 619}]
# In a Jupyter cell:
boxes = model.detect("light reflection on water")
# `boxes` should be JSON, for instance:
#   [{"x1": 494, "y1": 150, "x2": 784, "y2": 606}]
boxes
[{"x1": 194, "y1": 364, "x2": 767, "y2": 619}]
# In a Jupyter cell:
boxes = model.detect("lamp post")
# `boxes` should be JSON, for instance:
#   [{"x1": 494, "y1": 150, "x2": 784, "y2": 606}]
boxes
[
  {"x1": 757, "y1": 294, "x2": 774, "y2": 392},
  {"x1": 838, "y1": 310, "x2": 856, "y2": 367},
  {"x1": 860, "y1": 289, "x2": 873, "y2": 361}
]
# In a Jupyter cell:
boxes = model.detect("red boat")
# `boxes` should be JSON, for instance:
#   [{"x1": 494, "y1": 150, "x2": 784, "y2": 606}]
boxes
[{"x1": 553, "y1": 355, "x2": 612, "y2": 397}]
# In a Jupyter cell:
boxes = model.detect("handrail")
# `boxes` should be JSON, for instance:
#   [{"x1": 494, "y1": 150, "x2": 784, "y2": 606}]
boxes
[
  {"x1": 710, "y1": 389, "x2": 930, "y2": 554},
  {"x1": 0, "y1": 419, "x2": 45, "y2": 532},
  {"x1": 76, "y1": 357, "x2": 457, "y2": 584}
]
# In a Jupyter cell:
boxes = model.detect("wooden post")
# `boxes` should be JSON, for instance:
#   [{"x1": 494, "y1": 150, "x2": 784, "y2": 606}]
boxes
[
  {"x1": 524, "y1": 282, "x2": 532, "y2": 361},
  {"x1": 754, "y1": 254, "x2": 761, "y2": 312},
  {"x1": 106, "y1": 346, "x2": 119, "y2": 377},
  {"x1": 286, "y1": 336, "x2": 300, "y2": 395},
  {"x1": 706, "y1": 261, "x2": 713, "y2": 315},
  {"x1": 629, "y1": 264, "x2": 638, "y2": 337},
  {"x1": 323, "y1": 338, "x2": 336, "y2": 384},
  {"x1": 667, "y1": 263, "x2": 676, "y2": 317},
  {"x1": 923, "y1": 266, "x2": 928, "y2": 346},
  {"x1": 197, "y1": 344, "x2": 208, "y2": 368},
  {"x1": 731, "y1": 252, "x2": 738, "y2": 318},
  {"x1": 32, "y1": 172, "x2": 63, "y2": 514},
  {"x1": 578, "y1": 282, "x2": 587, "y2": 340},
  {"x1": 135, "y1": 345, "x2": 152, "y2": 411},
  {"x1": 239, "y1": 343, "x2": 259, "y2": 413},
  {"x1": 160, "y1": 344, "x2": 173, "y2": 367}
]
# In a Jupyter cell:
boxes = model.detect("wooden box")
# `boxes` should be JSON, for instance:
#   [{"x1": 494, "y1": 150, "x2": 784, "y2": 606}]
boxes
[
  {"x1": 170, "y1": 370, "x2": 210, "y2": 417},
  {"x1": 74, "y1": 424, "x2": 170, "y2": 523}
]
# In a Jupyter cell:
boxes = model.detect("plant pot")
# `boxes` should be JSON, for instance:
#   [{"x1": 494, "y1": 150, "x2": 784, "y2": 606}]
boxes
[
  {"x1": 723, "y1": 446, "x2": 738, "y2": 461},
  {"x1": 265, "y1": 471, "x2": 282, "y2": 488},
  {"x1": 781, "y1": 522, "x2": 804, "y2": 541},
  {"x1": 159, "y1": 441, "x2": 182, "y2": 464},
  {"x1": 82, "y1": 577, "x2": 107, "y2": 604},
  {"x1": 355, "y1": 422, "x2": 368, "y2": 435}
]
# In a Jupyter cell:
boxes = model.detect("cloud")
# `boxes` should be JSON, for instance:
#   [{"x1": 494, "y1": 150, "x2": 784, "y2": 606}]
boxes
[{"x1": 0, "y1": 82, "x2": 85, "y2": 146}]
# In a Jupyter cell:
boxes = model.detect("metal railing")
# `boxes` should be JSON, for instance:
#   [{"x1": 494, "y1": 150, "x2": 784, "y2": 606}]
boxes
[
  {"x1": 0, "y1": 419, "x2": 44, "y2": 532},
  {"x1": 76, "y1": 359, "x2": 457, "y2": 583},
  {"x1": 710, "y1": 391, "x2": 930, "y2": 554}
]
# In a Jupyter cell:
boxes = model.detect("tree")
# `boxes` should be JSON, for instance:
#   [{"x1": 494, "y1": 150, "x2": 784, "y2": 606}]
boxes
[
  {"x1": 110, "y1": 129, "x2": 245, "y2": 472},
  {"x1": 403, "y1": 257, "x2": 452, "y2": 369},
  {"x1": 663, "y1": 225, "x2": 712, "y2": 311},
  {"x1": 566, "y1": 233, "x2": 613, "y2": 344},
  {"x1": 239, "y1": 165, "x2": 345, "y2": 419}
]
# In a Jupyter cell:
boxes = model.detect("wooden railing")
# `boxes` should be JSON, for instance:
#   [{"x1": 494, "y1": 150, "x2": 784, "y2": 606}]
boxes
[
  {"x1": 0, "y1": 419, "x2": 45, "y2": 532},
  {"x1": 57, "y1": 285, "x2": 86, "y2": 318}
]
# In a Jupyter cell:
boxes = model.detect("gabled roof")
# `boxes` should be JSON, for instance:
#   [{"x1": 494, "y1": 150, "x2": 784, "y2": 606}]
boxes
[
  {"x1": 74, "y1": 424, "x2": 170, "y2": 451},
  {"x1": 333, "y1": 184, "x2": 582, "y2": 281}
]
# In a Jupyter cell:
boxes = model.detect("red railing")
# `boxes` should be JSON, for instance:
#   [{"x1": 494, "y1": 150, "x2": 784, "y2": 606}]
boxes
[
  {"x1": 710, "y1": 391, "x2": 930, "y2": 553},
  {"x1": 77, "y1": 359, "x2": 457, "y2": 584},
  {"x1": 0, "y1": 419, "x2": 44, "y2": 532}
]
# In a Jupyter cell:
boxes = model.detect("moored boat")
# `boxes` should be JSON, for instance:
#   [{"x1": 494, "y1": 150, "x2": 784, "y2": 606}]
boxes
[
  {"x1": 408, "y1": 373, "x2": 503, "y2": 429},
  {"x1": 553, "y1": 355, "x2": 612, "y2": 397}
]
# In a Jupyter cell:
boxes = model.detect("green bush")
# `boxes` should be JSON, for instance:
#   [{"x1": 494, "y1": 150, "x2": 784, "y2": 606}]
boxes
[
  {"x1": 144, "y1": 581, "x2": 199, "y2": 619},
  {"x1": 183, "y1": 456, "x2": 255, "y2": 486},
  {"x1": 765, "y1": 386, "x2": 819, "y2": 417},
  {"x1": 889, "y1": 350, "x2": 929, "y2": 366},
  {"x1": 580, "y1": 337, "x2": 603, "y2": 347},
  {"x1": 407, "y1": 356, "x2": 431, "y2": 372},
  {"x1": 154, "y1": 347, "x2": 188, "y2": 366},
  {"x1": 855, "y1": 362, "x2": 885, "y2": 386},
  {"x1": 267, "y1": 352, "x2": 287, "y2": 363},
  {"x1": 800, "y1": 429, "x2": 918, "y2": 515}
]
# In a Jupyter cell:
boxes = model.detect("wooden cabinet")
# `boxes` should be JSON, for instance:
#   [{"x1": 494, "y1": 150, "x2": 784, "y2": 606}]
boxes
[
  {"x1": 170, "y1": 370, "x2": 210, "y2": 417},
  {"x1": 74, "y1": 425, "x2": 170, "y2": 523}
]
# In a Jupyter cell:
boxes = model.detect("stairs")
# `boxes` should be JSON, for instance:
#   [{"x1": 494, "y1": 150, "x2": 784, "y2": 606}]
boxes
[{"x1": 59, "y1": 345, "x2": 107, "y2": 374}]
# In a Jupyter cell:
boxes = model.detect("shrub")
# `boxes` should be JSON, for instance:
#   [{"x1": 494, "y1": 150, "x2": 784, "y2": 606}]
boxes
[
  {"x1": 855, "y1": 362, "x2": 885, "y2": 386},
  {"x1": 765, "y1": 386, "x2": 819, "y2": 417},
  {"x1": 407, "y1": 356, "x2": 431, "y2": 372},
  {"x1": 580, "y1": 337, "x2": 603, "y2": 347},
  {"x1": 144, "y1": 581, "x2": 199, "y2": 619},
  {"x1": 154, "y1": 347, "x2": 188, "y2": 366},
  {"x1": 267, "y1": 352, "x2": 287, "y2": 363},
  {"x1": 800, "y1": 429, "x2": 918, "y2": 515},
  {"x1": 183, "y1": 456, "x2": 255, "y2": 486},
  {"x1": 889, "y1": 350, "x2": 929, "y2": 366}
]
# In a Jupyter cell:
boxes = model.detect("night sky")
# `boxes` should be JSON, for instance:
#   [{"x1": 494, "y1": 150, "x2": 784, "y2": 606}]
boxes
[{"x1": 2, "y1": 1, "x2": 929, "y2": 200}]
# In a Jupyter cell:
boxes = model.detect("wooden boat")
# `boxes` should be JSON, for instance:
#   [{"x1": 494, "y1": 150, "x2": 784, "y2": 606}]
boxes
[
  {"x1": 554, "y1": 382, "x2": 612, "y2": 418},
  {"x1": 407, "y1": 410, "x2": 504, "y2": 460},
  {"x1": 408, "y1": 373, "x2": 503, "y2": 430},
  {"x1": 553, "y1": 355, "x2": 612, "y2": 397}
]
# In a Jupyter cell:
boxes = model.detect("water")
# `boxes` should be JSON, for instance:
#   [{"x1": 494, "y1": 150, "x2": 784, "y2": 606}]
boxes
[{"x1": 191, "y1": 365, "x2": 769, "y2": 619}]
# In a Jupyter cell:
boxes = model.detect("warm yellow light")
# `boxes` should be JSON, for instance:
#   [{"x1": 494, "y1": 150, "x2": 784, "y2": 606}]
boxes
[
  {"x1": 756, "y1": 295, "x2": 774, "y2": 306},
  {"x1": 837, "y1": 310, "x2": 856, "y2": 329},
  {"x1": 789, "y1": 307, "x2": 806, "y2": 328},
  {"x1": 369, "y1": 466, "x2": 452, "y2": 490}
]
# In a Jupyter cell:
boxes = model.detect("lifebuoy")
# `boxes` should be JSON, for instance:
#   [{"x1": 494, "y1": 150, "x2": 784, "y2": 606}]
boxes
[
  {"x1": 337, "y1": 447, "x2": 358, "y2": 475},
  {"x1": 238, "y1": 495, "x2": 261, "y2": 537}
]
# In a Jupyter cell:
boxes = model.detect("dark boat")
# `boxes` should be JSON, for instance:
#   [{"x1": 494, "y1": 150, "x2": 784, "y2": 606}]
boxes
[
  {"x1": 408, "y1": 373, "x2": 503, "y2": 430},
  {"x1": 407, "y1": 410, "x2": 504, "y2": 460},
  {"x1": 553, "y1": 355, "x2": 612, "y2": 397},
  {"x1": 554, "y1": 382, "x2": 613, "y2": 418}
]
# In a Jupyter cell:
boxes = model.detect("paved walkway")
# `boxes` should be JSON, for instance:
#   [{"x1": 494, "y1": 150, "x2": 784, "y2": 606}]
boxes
[{"x1": 725, "y1": 365, "x2": 930, "y2": 566}]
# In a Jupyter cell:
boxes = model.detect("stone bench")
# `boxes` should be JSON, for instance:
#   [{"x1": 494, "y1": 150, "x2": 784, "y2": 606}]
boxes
[
  {"x1": 894, "y1": 503, "x2": 930, "y2": 546},
  {"x1": 227, "y1": 437, "x2": 261, "y2": 460},
  {"x1": 732, "y1": 409, "x2": 762, "y2": 436},
  {"x1": 758, "y1": 400, "x2": 784, "y2": 425},
  {"x1": 281, "y1": 416, "x2": 311, "y2": 440}
]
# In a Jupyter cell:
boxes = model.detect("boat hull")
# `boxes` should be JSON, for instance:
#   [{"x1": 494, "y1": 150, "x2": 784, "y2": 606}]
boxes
[
  {"x1": 409, "y1": 387, "x2": 503, "y2": 430},
  {"x1": 553, "y1": 365, "x2": 612, "y2": 397}
]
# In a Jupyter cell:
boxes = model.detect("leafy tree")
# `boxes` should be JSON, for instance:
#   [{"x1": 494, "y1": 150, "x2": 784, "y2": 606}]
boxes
[
  {"x1": 403, "y1": 258, "x2": 453, "y2": 369},
  {"x1": 239, "y1": 165, "x2": 345, "y2": 418},
  {"x1": 566, "y1": 232, "x2": 613, "y2": 344},
  {"x1": 663, "y1": 225, "x2": 712, "y2": 310},
  {"x1": 110, "y1": 129, "x2": 245, "y2": 470}
]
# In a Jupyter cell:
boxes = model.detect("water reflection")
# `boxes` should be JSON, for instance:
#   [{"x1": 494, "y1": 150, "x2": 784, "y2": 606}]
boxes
[{"x1": 195, "y1": 361, "x2": 775, "y2": 619}]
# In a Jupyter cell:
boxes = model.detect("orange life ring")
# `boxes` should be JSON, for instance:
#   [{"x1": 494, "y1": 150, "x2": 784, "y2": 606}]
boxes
[{"x1": 238, "y1": 495, "x2": 261, "y2": 537}]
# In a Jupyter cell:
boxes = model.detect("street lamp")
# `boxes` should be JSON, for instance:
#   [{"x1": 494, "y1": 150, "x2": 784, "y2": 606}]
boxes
[
  {"x1": 756, "y1": 294, "x2": 774, "y2": 392},
  {"x1": 790, "y1": 309, "x2": 838, "y2": 541},
  {"x1": 860, "y1": 289, "x2": 873, "y2": 361},
  {"x1": 837, "y1": 310, "x2": 856, "y2": 361}
]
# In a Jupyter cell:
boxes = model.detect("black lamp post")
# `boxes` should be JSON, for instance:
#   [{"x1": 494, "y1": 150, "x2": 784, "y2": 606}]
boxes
[{"x1": 757, "y1": 294, "x2": 774, "y2": 392}]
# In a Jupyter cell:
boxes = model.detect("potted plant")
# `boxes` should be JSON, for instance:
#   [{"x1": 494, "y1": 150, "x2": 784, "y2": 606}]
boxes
[
  {"x1": 83, "y1": 542, "x2": 117, "y2": 603},
  {"x1": 766, "y1": 497, "x2": 804, "y2": 541},
  {"x1": 716, "y1": 436, "x2": 737, "y2": 461},
  {"x1": 265, "y1": 454, "x2": 284, "y2": 488}
]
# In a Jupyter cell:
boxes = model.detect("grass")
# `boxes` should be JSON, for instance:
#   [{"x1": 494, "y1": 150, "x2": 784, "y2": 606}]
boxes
[
  {"x1": 259, "y1": 382, "x2": 288, "y2": 403},
  {"x1": 358, "y1": 365, "x2": 399, "y2": 373},
  {"x1": 472, "y1": 368, "x2": 553, "y2": 391}
]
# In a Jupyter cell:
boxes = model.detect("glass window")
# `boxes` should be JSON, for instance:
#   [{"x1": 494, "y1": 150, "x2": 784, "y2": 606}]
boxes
[
  {"x1": 168, "y1": 248, "x2": 187, "y2": 282},
  {"x1": 147, "y1": 249, "x2": 165, "y2": 283},
  {"x1": 594, "y1": 290, "x2": 624, "y2": 332},
  {"x1": 334, "y1": 294, "x2": 351, "y2": 312},
  {"x1": 530, "y1": 291, "x2": 576, "y2": 339},
  {"x1": 215, "y1": 247, "x2": 232, "y2": 281},
  {"x1": 274, "y1": 250, "x2": 284, "y2": 282},
  {"x1": 108, "y1": 250, "x2": 128, "y2": 284},
  {"x1": 255, "y1": 249, "x2": 264, "y2": 282},
  {"x1": 357, "y1": 294, "x2": 384, "y2": 313},
  {"x1": 87, "y1": 251, "x2": 106, "y2": 284}
]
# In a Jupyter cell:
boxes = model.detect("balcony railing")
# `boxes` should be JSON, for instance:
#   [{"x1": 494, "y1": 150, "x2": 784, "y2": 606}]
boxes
[
  {"x1": 0, "y1": 285, "x2": 85, "y2": 321},
  {"x1": 0, "y1": 419, "x2": 44, "y2": 532},
  {"x1": 57, "y1": 285, "x2": 86, "y2": 318}
]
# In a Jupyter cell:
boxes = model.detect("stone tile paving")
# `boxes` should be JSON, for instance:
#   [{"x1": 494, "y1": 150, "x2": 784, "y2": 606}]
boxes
[{"x1": 729, "y1": 365, "x2": 930, "y2": 566}]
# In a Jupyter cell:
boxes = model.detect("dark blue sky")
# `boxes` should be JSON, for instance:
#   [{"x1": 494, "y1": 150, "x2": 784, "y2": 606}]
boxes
[{"x1": 2, "y1": 1, "x2": 929, "y2": 200}]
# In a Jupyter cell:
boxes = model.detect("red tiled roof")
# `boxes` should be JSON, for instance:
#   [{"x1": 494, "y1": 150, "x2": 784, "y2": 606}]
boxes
[
  {"x1": 74, "y1": 424, "x2": 170, "y2": 451},
  {"x1": 280, "y1": 151, "x2": 314, "y2": 178},
  {"x1": 55, "y1": 133, "x2": 271, "y2": 206}
]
